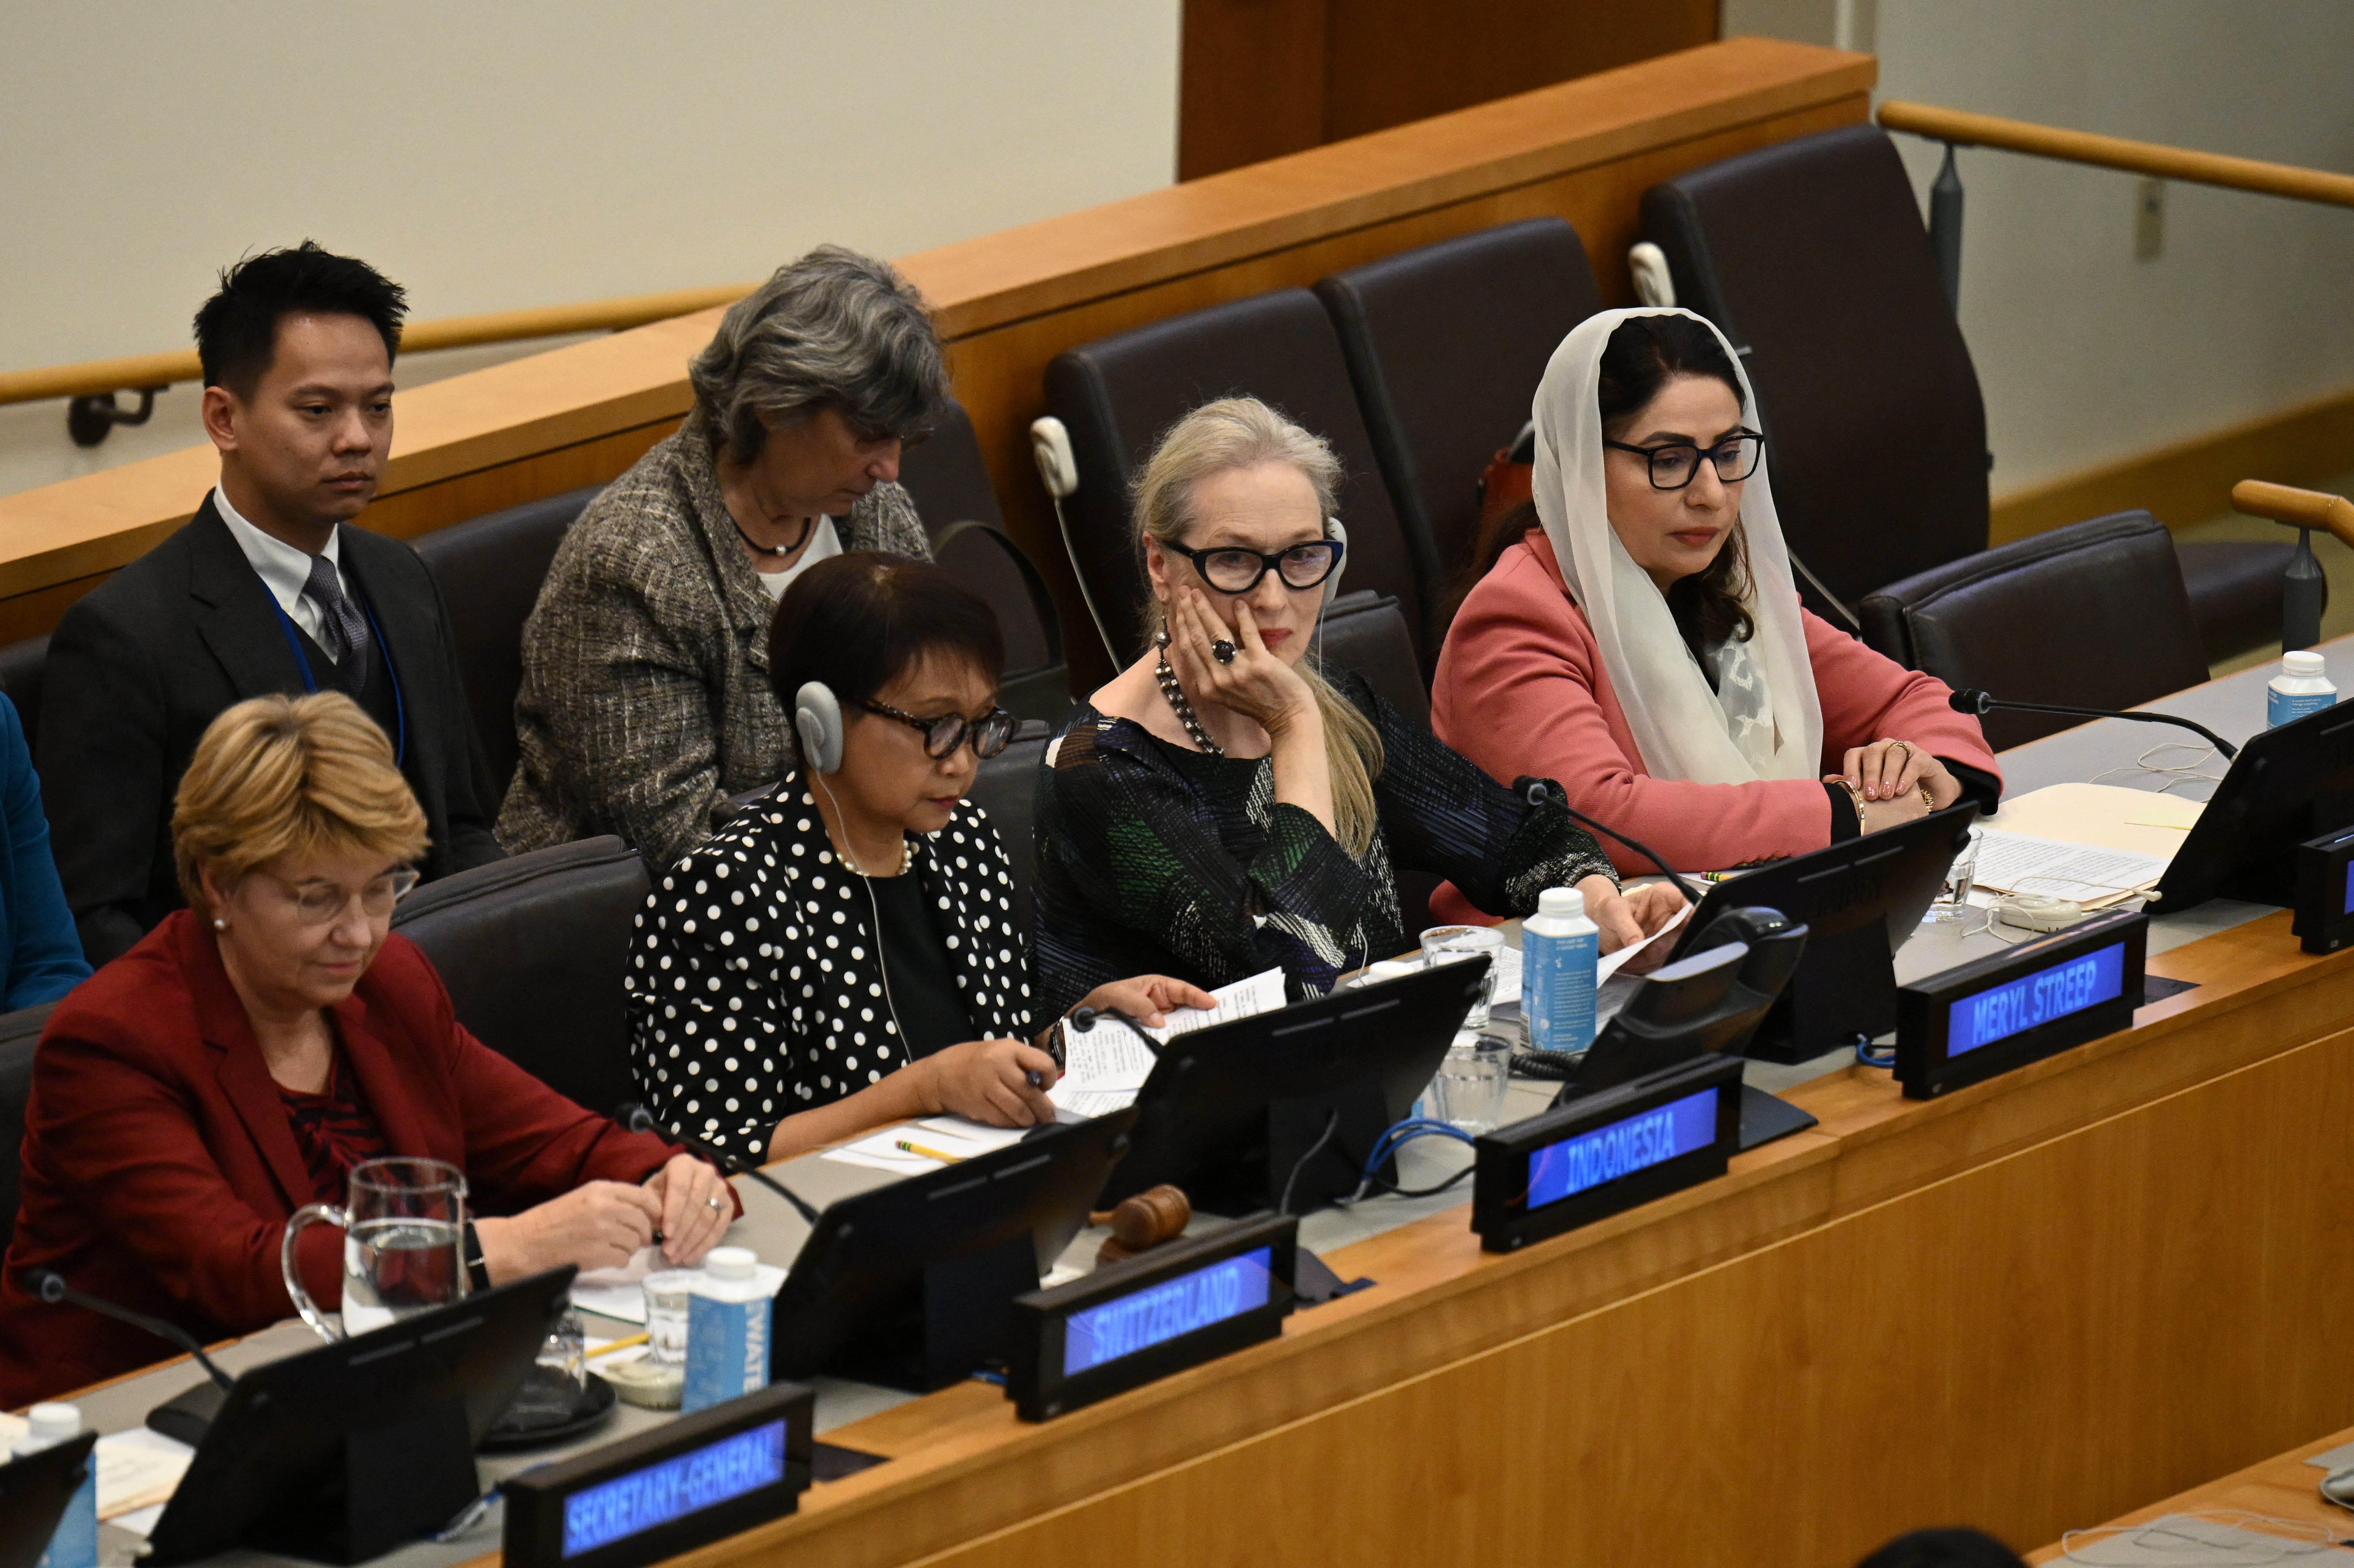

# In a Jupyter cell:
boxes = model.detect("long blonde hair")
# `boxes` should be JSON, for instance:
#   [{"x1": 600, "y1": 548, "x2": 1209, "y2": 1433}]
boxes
[{"x1": 1132, "y1": 398, "x2": 1384, "y2": 857}]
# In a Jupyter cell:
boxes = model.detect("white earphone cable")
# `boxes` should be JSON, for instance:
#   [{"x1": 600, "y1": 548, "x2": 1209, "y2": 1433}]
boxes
[{"x1": 811, "y1": 767, "x2": 915, "y2": 1070}]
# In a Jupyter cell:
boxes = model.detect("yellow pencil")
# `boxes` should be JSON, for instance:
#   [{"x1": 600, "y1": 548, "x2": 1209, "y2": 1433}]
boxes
[
  {"x1": 588, "y1": 1332, "x2": 650, "y2": 1358},
  {"x1": 894, "y1": 1138, "x2": 967, "y2": 1163}
]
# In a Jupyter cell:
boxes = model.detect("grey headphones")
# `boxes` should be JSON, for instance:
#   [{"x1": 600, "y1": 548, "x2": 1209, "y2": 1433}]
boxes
[{"x1": 794, "y1": 681, "x2": 844, "y2": 774}]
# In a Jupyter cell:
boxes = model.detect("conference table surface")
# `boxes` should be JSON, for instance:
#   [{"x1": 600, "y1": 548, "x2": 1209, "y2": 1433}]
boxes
[
  {"x1": 2024, "y1": 1424, "x2": 2354, "y2": 1564},
  {"x1": 62, "y1": 637, "x2": 2354, "y2": 1568}
]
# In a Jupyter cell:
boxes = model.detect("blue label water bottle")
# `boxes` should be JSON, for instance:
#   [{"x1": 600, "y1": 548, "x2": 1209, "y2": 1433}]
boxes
[
  {"x1": 2268, "y1": 650, "x2": 2337, "y2": 728},
  {"x1": 683, "y1": 1247, "x2": 771, "y2": 1413},
  {"x1": 1522, "y1": 887, "x2": 1598, "y2": 1056},
  {"x1": 13, "y1": 1405, "x2": 96, "y2": 1568}
]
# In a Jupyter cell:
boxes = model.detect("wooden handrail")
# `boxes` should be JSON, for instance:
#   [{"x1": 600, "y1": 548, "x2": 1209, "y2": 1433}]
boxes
[
  {"x1": 1878, "y1": 100, "x2": 2354, "y2": 208},
  {"x1": 2232, "y1": 478, "x2": 2354, "y2": 550},
  {"x1": 0, "y1": 283, "x2": 754, "y2": 409}
]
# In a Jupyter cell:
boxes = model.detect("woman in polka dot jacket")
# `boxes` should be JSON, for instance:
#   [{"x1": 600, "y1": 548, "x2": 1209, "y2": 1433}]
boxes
[{"x1": 627, "y1": 554, "x2": 1212, "y2": 1166}]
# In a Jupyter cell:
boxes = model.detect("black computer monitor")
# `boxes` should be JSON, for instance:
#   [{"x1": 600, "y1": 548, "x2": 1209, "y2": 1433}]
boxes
[
  {"x1": 143, "y1": 1267, "x2": 575, "y2": 1567},
  {"x1": 0, "y1": 1431, "x2": 96, "y2": 1568},
  {"x1": 769, "y1": 1108, "x2": 1136, "y2": 1393},
  {"x1": 1666, "y1": 804, "x2": 1978, "y2": 1063},
  {"x1": 1557, "y1": 910, "x2": 1817, "y2": 1151},
  {"x1": 2155, "y1": 698, "x2": 2354, "y2": 910},
  {"x1": 1102, "y1": 957, "x2": 1490, "y2": 1215}
]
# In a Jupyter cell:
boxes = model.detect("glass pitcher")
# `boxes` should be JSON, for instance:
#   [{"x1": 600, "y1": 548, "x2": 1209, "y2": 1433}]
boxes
[{"x1": 281, "y1": 1156, "x2": 470, "y2": 1341}]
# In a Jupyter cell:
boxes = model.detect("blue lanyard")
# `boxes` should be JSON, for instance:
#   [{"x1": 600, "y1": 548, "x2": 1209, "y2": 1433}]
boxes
[{"x1": 262, "y1": 585, "x2": 408, "y2": 768}]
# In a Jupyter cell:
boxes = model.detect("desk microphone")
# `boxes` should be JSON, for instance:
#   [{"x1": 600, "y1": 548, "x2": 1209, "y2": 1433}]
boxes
[
  {"x1": 1067, "y1": 1005, "x2": 1160, "y2": 1054},
  {"x1": 1947, "y1": 688, "x2": 2239, "y2": 761},
  {"x1": 617, "y1": 1102, "x2": 823, "y2": 1228},
  {"x1": 1521, "y1": 778, "x2": 1703, "y2": 906},
  {"x1": 22, "y1": 1269, "x2": 234, "y2": 1392}
]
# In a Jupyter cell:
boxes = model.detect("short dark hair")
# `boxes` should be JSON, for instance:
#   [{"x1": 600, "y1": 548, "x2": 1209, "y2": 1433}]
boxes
[
  {"x1": 769, "y1": 553, "x2": 1005, "y2": 717},
  {"x1": 193, "y1": 241, "x2": 408, "y2": 399},
  {"x1": 1852, "y1": 1527, "x2": 2027, "y2": 1568}
]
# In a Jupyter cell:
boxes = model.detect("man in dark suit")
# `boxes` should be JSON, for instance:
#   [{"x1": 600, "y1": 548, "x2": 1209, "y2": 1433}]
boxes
[{"x1": 40, "y1": 241, "x2": 503, "y2": 966}]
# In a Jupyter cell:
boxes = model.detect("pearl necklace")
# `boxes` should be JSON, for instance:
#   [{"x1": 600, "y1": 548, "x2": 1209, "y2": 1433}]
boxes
[
  {"x1": 1153, "y1": 633, "x2": 1224, "y2": 757},
  {"x1": 855, "y1": 836, "x2": 917, "y2": 878}
]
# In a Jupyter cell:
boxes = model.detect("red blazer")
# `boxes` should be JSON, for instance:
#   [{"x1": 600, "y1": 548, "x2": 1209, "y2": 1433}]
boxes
[
  {"x1": 0, "y1": 911, "x2": 694, "y2": 1406},
  {"x1": 1432, "y1": 531, "x2": 2000, "y2": 894}
]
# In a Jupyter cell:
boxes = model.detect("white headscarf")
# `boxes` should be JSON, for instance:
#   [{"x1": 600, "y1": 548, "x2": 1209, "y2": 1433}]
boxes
[{"x1": 1531, "y1": 307, "x2": 1823, "y2": 785}]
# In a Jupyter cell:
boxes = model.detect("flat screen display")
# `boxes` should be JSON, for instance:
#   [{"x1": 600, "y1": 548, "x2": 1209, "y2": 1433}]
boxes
[
  {"x1": 1062, "y1": 1246, "x2": 1274, "y2": 1377},
  {"x1": 561, "y1": 1418, "x2": 788, "y2": 1558},
  {"x1": 1945, "y1": 942, "x2": 2126, "y2": 1057},
  {"x1": 1525, "y1": 1086, "x2": 1721, "y2": 1210}
]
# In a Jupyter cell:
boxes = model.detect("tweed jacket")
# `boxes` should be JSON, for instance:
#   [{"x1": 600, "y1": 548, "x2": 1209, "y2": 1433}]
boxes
[
  {"x1": 626, "y1": 773, "x2": 1036, "y2": 1166},
  {"x1": 499, "y1": 414, "x2": 929, "y2": 867}
]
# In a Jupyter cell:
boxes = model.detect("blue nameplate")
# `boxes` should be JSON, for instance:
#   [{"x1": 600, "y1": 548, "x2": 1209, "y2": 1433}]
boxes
[
  {"x1": 2294, "y1": 825, "x2": 2354, "y2": 954},
  {"x1": 501, "y1": 1382, "x2": 812, "y2": 1568},
  {"x1": 1895, "y1": 908, "x2": 2147, "y2": 1098},
  {"x1": 1006, "y1": 1212, "x2": 1297, "y2": 1420},
  {"x1": 1471, "y1": 1053, "x2": 1743, "y2": 1253}
]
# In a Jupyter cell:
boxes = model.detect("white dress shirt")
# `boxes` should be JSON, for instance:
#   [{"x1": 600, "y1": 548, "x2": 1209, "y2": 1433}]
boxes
[
  {"x1": 754, "y1": 517, "x2": 843, "y2": 602},
  {"x1": 212, "y1": 485, "x2": 348, "y2": 650}
]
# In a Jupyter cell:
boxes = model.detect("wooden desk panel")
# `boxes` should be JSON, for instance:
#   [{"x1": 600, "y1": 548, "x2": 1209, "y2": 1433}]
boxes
[{"x1": 487, "y1": 924, "x2": 2354, "y2": 1568}]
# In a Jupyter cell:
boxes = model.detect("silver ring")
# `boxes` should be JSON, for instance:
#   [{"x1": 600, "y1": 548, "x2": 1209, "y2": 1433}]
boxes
[
  {"x1": 706, "y1": 1196, "x2": 725, "y2": 1212},
  {"x1": 1211, "y1": 639, "x2": 1237, "y2": 665}
]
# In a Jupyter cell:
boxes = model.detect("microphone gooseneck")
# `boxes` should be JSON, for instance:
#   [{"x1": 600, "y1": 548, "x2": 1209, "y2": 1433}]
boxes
[
  {"x1": 1522, "y1": 779, "x2": 1704, "y2": 906},
  {"x1": 1068, "y1": 1005, "x2": 1161, "y2": 1055},
  {"x1": 1948, "y1": 688, "x2": 2240, "y2": 762},
  {"x1": 618, "y1": 1102, "x2": 822, "y2": 1228},
  {"x1": 25, "y1": 1269, "x2": 234, "y2": 1391}
]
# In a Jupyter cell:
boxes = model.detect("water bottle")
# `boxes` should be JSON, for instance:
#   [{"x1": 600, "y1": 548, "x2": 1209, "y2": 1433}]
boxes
[
  {"x1": 2268, "y1": 650, "x2": 2337, "y2": 728},
  {"x1": 682, "y1": 1247, "x2": 771, "y2": 1412},
  {"x1": 12, "y1": 1404, "x2": 97, "y2": 1568},
  {"x1": 1522, "y1": 886, "x2": 1598, "y2": 1056}
]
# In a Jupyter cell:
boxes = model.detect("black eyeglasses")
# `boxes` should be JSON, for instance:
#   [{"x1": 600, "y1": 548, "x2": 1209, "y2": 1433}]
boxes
[
  {"x1": 1603, "y1": 430, "x2": 1763, "y2": 491},
  {"x1": 861, "y1": 699, "x2": 1017, "y2": 759},
  {"x1": 1162, "y1": 538, "x2": 1346, "y2": 595}
]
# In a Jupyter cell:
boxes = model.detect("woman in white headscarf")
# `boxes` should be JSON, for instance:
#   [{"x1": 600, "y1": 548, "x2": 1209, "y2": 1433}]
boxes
[{"x1": 1430, "y1": 309, "x2": 1999, "y2": 888}]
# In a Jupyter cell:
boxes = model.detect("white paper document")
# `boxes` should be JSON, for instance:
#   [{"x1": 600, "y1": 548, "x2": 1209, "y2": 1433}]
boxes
[
  {"x1": 823, "y1": 1115, "x2": 1027, "y2": 1175},
  {"x1": 1138, "y1": 967, "x2": 1287, "y2": 1045},
  {"x1": 96, "y1": 1426, "x2": 194, "y2": 1520},
  {"x1": 1049, "y1": 968, "x2": 1288, "y2": 1121},
  {"x1": 1595, "y1": 901, "x2": 1693, "y2": 985},
  {"x1": 1972, "y1": 829, "x2": 2168, "y2": 907},
  {"x1": 571, "y1": 1252, "x2": 787, "y2": 1324}
]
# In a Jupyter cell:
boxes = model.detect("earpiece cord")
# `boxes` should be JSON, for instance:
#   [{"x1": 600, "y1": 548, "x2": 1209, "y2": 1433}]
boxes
[
  {"x1": 811, "y1": 768, "x2": 915, "y2": 1071},
  {"x1": 1051, "y1": 492, "x2": 1120, "y2": 668}
]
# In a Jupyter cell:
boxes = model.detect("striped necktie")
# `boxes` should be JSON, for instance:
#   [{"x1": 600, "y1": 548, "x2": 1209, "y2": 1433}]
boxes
[{"x1": 301, "y1": 552, "x2": 370, "y2": 696}]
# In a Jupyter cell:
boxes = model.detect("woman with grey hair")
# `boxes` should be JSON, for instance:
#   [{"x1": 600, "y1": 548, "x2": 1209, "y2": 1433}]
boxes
[{"x1": 501, "y1": 246, "x2": 943, "y2": 865}]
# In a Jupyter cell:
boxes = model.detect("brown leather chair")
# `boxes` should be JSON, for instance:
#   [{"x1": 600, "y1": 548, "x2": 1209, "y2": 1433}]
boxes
[
  {"x1": 1317, "y1": 591, "x2": 1429, "y2": 732},
  {"x1": 0, "y1": 1001, "x2": 58, "y2": 1257},
  {"x1": 389, "y1": 835, "x2": 647, "y2": 1117},
  {"x1": 1044, "y1": 288, "x2": 1425, "y2": 666},
  {"x1": 964, "y1": 719, "x2": 1052, "y2": 941},
  {"x1": 1315, "y1": 218, "x2": 1604, "y2": 640},
  {"x1": 1642, "y1": 125, "x2": 2288, "y2": 660},
  {"x1": 409, "y1": 484, "x2": 602, "y2": 800},
  {"x1": 0, "y1": 636, "x2": 46, "y2": 750},
  {"x1": 1857, "y1": 511, "x2": 2211, "y2": 750}
]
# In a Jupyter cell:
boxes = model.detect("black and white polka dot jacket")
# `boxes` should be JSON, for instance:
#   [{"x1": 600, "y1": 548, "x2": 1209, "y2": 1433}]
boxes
[{"x1": 626, "y1": 773, "x2": 1036, "y2": 1164}]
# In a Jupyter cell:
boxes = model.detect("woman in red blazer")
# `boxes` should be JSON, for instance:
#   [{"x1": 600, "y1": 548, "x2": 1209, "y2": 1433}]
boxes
[
  {"x1": 0, "y1": 693, "x2": 735, "y2": 1406},
  {"x1": 1432, "y1": 310, "x2": 1998, "y2": 896}
]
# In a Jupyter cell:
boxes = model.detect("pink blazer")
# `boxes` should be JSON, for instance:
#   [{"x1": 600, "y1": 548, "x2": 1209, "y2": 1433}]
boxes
[{"x1": 1431, "y1": 530, "x2": 1999, "y2": 893}]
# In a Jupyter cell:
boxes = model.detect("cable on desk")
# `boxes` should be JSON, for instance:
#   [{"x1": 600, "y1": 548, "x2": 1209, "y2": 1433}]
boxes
[
  {"x1": 1338, "y1": 1118, "x2": 1479, "y2": 1206},
  {"x1": 1277, "y1": 1108, "x2": 1342, "y2": 1216}
]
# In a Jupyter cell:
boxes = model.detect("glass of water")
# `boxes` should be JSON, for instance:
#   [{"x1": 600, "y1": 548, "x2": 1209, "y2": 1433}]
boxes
[
  {"x1": 643, "y1": 1271, "x2": 696, "y2": 1367},
  {"x1": 1430, "y1": 1035, "x2": 1514, "y2": 1135},
  {"x1": 1421, "y1": 924, "x2": 1506, "y2": 1032},
  {"x1": 1924, "y1": 828, "x2": 1984, "y2": 924},
  {"x1": 281, "y1": 1156, "x2": 470, "y2": 1341},
  {"x1": 503, "y1": 1305, "x2": 588, "y2": 1424}
]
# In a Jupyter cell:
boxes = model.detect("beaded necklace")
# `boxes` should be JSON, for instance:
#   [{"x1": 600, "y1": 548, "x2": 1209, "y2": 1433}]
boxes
[{"x1": 1152, "y1": 633, "x2": 1224, "y2": 757}]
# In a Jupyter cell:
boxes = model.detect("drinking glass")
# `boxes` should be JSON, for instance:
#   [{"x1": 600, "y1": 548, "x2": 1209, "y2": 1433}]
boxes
[
  {"x1": 1430, "y1": 1036, "x2": 1514, "y2": 1135},
  {"x1": 1420, "y1": 925, "x2": 1506, "y2": 1032},
  {"x1": 282, "y1": 1156, "x2": 470, "y2": 1341},
  {"x1": 1924, "y1": 828, "x2": 1984, "y2": 924},
  {"x1": 501, "y1": 1306, "x2": 588, "y2": 1425},
  {"x1": 644, "y1": 1270, "x2": 697, "y2": 1367}
]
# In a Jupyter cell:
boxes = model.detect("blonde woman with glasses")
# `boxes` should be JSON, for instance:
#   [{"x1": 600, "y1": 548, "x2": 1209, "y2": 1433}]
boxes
[
  {"x1": 0, "y1": 692, "x2": 732, "y2": 1406},
  {"x1": 1032, "y1": 397, "x2": 1684, "y2": 1014}
]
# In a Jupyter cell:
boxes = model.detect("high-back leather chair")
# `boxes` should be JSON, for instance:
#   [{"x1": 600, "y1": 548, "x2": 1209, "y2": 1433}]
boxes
[
  {"x1": 1642, "y1": 125, "x2": 2286, "y2": 660},
  {"x1": 896, "y1": 398, "x2": 1006, "y2": 533},
  {"x1": 410, "y1": 484, "x2": 602, "y2": 799},
  {"x1": 1316, "y1": 592, "x2": 1429, "y2": 732},
  {"x1": 1316, "y1": 218, "x2": 1604, "y2": 637},
  {"x1": 0, "y1": 1001, "x2": 57, "y2": 1258},
  {"x1": 0, "y1": 636, "x2": 46, "y2": 749},
  {"x1": 964, "y1": 719, "x2": 1051, "y2": 942},
  {"x1": 389, "y1": 836, "x2": 647, "y2": 1116},
  {"x1": 1858, "y1": 511, "x2": 2211, "y2": 750},
  {"x1": 1044, "y1": 289, "x2": 1426, "y2": 666}
]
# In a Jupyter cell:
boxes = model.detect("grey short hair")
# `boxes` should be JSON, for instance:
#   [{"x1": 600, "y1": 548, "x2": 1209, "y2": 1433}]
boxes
[{"x1": 689, "y1": 246, "x2": 946, "y2": 466}]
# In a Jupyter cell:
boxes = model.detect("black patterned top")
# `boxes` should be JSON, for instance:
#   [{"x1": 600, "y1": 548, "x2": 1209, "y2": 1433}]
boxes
[
  {"x1": 626, "y1": 774, "x2": 1035, "y2": 1164},
  {"x1": 1032, "y1": 669, "x2": 1617, "y2": 1014},
  {"x1": 277, "y1": 1052, "x2": 388, "y2": 1204}
]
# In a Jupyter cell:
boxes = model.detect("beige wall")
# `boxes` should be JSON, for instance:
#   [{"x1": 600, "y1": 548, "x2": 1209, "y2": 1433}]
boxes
[
  {"x1": 0, "y1": 0, "x2": 1181, "y2": 493},
  {"x1": 1725, "y1": 0, "x2": 2354, "y2": 495}
]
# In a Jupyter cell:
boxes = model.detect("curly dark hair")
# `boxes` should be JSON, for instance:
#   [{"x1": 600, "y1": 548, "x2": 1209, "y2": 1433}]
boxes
[{"x1": 1447, "y1": 314, "x2": 1753, "y2": 666}]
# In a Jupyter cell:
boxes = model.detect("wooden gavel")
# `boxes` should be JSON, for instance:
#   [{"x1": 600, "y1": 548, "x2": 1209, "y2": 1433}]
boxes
[{"x1": 1088, "y1": 1185, "x2": 1192, "y2": 1265}]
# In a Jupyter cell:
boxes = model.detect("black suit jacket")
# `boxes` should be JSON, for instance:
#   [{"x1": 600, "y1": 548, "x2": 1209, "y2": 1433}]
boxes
[{"x1": 39, "y1": 497, "x2": 504, "y2": 965}]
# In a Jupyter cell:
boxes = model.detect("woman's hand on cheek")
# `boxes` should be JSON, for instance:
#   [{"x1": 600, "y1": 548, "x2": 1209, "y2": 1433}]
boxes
[
  {"x1": 916, "y1": 1039, "x2": 1060, "y2": 1126},
  {"x1": 1171, "y1": 588, "x2": 1313, "y2": 734}
]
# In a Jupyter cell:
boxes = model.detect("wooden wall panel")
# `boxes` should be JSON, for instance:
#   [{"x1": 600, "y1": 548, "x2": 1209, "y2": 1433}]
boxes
[{"x1": 1178, "y1": 0, "x2": 1329, "y2": 180}]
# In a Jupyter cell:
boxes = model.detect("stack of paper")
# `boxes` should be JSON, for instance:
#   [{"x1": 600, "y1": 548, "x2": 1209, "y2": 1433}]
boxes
[
  {"x1": 1051, "y1": 967, "x2": 1287, "y2": 1119},
  {"x1": 1971, "y1": 830, "x2": 2169, "y2": 908}
]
